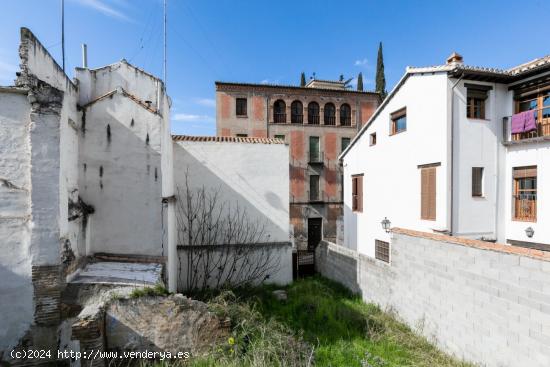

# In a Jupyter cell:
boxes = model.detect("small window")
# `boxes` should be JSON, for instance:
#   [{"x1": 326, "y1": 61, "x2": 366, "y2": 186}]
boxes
[
  {"x1": 341, "y1": 137, "x2": 351, "y2": 152},
  {"x1": 340, "y1": 103, "x2": 351, "y2": 126},
  {"x1": 420, "y1": 165, "x2": 436, "y2": 220},
  {"x1": 513, "y1": 166, "x2": 537, "y2": 222},
  {"x1": 324, "y1": 103, "x2": 336, "y2": 125},
  {"x1": 308, "y1": 102, "x2": 320, "y2": 124},
  {"x1": 309, "y1": 175, "x2": 320, "y2": 201},
  {"x1": 466, "y1": 87, "x2": 488, "y2": 119},
  {"x1": 273, "y1": 99, "x2": 286, "y2": 123},
  {"x1": 236, "y1": 98, "x2": 247, "y2": 116},
  {"x1": 472, "y1": 167, "x2": 484, "y2": 197},
  {"x1": 274, "y1": 134, "x2": 285, "y2": 142},
  {"x1": 375, "y1": 240, "x2": 390, "y2": 263},
  {"x1": 236, "y1": 133, "x2": 248, "y2": 137},
  {"x1": 391, "y1": 108, "x2": 406, "y2": 135},
  {"x1": 370, "y1": 132, "x2": 377, "y2": 146},
  {"x1": 309, "y1": 136, "x2": 321, "y2": 162},
  {"x1": 352, "y1": 174, "x2": 363, "y2": 212}
]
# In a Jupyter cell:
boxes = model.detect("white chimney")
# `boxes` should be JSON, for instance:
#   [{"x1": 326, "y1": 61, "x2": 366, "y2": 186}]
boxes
[{"x1": 81, "y1": 44, "x2": 88, "y2": 68}]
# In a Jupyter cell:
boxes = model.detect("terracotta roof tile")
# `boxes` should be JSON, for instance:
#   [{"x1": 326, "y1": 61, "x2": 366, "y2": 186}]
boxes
[{"x1": 172, "y1": 135, "x2": 285, "y2": 144}]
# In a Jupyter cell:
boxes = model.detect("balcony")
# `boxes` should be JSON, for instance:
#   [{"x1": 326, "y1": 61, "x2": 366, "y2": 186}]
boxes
[
  {"x1": 274, "y1": 113, "x2": 286, "y2": 123},
  {"x1": 308, "y1": 115, "x2": 320, "y2": 125},
  {"x1": 308, "y1": 151, "x2": 324, "y2": 165},
  {"x1": 340, "y1": 117, "x2": 352, "y2": 126},
  {"x1": 502, "y1": 107, "x2": 550, "y2": 144},
  {"x1": 324, "y1": 116, "x2": 336, "y2": 126},
  {"x1": 291, "y1": 114, "x2": 303, "y2": 124},
  {"x1": 308, "y1": 190, "x2": 325, "y2": 203},
  {"x1": 513, "y1": 195, "x2": 537, "y2": 222}
]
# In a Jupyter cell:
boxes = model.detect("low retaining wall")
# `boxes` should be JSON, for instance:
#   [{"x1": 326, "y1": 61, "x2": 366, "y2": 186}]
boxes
[
  {"x1": 177, "y1": 242, "x2": 292, "y2": 292},
  {"x1": 316, "y1": 228, "x2": 550, "y2": 367}
]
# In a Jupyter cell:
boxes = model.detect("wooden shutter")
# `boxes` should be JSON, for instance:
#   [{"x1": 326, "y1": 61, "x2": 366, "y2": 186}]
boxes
[
  {"x1": 421, "y1": 167, "x2": 436, "y2": 220},
  {"x1": 352, "y1": 175, "x2": 363, "y2": 212}
]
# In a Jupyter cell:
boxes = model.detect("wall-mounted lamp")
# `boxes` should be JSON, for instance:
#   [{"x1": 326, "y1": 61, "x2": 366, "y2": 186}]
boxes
[
  {"x1": 525, "y1": 226, "x2": 534, "y2": 238},
  {"x1": 381, "y1": 217, "x2": 391, "y2": 233}
]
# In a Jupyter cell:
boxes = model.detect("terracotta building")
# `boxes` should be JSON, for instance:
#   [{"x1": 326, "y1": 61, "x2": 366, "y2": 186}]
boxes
[{"x1": 215, "y1": 79, "x2": 380, "y2": 254}]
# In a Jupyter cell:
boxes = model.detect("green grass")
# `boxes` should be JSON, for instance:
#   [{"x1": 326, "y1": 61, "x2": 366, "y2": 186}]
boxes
[
  {"x1": 142, "y1": 276, "x2": 474, "y2": 367},
  {"x1": 129, "y1": 283, "x2": 170, "y2": 299}
]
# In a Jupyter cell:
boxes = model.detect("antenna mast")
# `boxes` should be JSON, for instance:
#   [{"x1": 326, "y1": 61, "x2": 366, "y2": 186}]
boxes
[
  {"x1": 62, "y1": 0, "x2": 65, "y2": 71},
  {"x1": 163, "y1": 0, "x2": 167, "y2": 88}
]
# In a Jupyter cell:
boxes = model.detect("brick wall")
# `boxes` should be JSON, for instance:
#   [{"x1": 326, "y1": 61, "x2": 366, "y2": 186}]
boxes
[{"x1": 316, "y1": 229, "x2": 550, "y2": 367}]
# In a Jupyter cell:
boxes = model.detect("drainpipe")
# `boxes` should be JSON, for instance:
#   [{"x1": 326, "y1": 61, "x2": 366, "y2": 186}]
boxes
[{"x1": 449, "y1": 73, "x2": 464, "y2": 236}]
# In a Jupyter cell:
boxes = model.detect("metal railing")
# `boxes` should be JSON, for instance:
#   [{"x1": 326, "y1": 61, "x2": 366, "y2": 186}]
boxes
[
  {"x1": 340, "y1": 116, "x2": 352, "y2": 126},
  {"x1": 308, "y1": 114, "x2": 320, "y2": 124},
  {"x1": 502, "y1": 107, "x2": 550, "y2": 143},
  {"x1": 274, "y1": 113, "x2": 286, "y2": 123},
  {"x1": 308, "y1": 151, "x2": 324, "y2": 164},
  {"x1": 513, "y1": 195, "x2": 537, "y2": 221},
  {"x1": 291, "y1": 114, "x2": 303, "y2": 124},
  {"x1": 324, "y1": 116, "x2": 336, "y2": 125},
  {"x1": 308, "y1": 189, "x2": 325, "y2": 203}
]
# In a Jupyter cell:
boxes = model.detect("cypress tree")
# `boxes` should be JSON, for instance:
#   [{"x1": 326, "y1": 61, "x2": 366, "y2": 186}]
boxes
[
  {"x1": 357, "y1": 72, "x2": 364, "y2": 91},
  {"x1": 300, "y1": 72, "x2": 306, "y2": 87},
  {"x1": 375, "y1": 42, "x2": 387, "y2": 99}
]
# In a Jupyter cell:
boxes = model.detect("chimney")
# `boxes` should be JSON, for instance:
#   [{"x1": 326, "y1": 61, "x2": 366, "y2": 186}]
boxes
[
  {"x1": 81, "y1": 44, "x2": 88, "y2": 68},
  {"x1": 446, "y1": 52, "x2": 463, "y2": 65}
]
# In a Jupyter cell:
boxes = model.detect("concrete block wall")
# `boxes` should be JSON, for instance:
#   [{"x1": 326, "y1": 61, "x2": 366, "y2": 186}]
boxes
[{"x1": 316, "y1": 229, "x2": 550, "y2": 367}]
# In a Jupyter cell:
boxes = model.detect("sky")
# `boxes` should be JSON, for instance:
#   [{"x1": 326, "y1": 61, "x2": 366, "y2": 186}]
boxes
[{"x1": 1, "y1": 0, "x2": 549, "y2": 136}]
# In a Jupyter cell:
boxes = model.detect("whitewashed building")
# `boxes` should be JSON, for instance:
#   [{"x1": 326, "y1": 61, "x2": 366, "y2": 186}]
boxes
[
  {"x1": 0, "y1": 28, "x2": 291, "y2": 359},
  {"x1": 341, "y1": 52, "x2": 550, "y2": 258}
]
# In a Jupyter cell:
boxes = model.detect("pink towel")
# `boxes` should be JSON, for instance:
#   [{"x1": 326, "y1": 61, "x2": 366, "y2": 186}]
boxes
[
  {"x1": 511, "y1": 111, "x2": 537, "y2": 133},
  {"x1": 511, "y1": 112, "x2": 526, "y2": 133},
  {"x1": 524, "y1": 110, "x2": 537, "y2": 132}
]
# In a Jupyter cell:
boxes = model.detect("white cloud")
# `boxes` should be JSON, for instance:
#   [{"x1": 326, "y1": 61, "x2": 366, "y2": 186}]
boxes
[
  {"x1": 193, "y1": 98, "x2": 216, "y2": 108},
  {"x1": 70, "y1": 0, "x2": 132, "y2": 21},
  {"x1": 172, "y1": 113, "x2": 214, "y2": 122},
  {"x1": 354, "y1": 58, "x2": 369, "y2": 67}
]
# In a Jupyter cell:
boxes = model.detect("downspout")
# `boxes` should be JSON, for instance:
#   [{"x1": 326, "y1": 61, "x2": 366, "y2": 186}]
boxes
[{"x1": 449, "y1": 73, "x2": 464, "y2": 236}]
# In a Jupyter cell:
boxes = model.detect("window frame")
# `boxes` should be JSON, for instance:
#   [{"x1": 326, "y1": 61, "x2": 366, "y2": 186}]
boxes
[
  {"x1": 390, "y1": 107, "x2": 407, "y2": 135},
  {"x1": 340, "y1": 103, "x2": 352, "y2": 126},
  {"x1": 472, "y1": 167, "x2": 484, "y2": 197},
  {"x1": 236, "y1": 97, "x2": 247, "y2": 117},
  {"x1": 324, "y1": 102, "x2": 336, "y2": 125},
  {"x1": 308, "y1": 102, "x2": 320, "y2": 124},
  {"x1": 419, "y1": 164, "x2": 437, "y2": 221},
  {"x1": 370, "y1": 132, "x2": 377, "y2": 146},
  {"x1": 351, "y1": 174, "x2": 363, "y2": 212},
  {"x1": 512, "y1": 166, "x2": 537, "y2": 222},
  {"x1": 290, "y1": 100, "x2": 303, "y2": 123},
  {"x1": 309, "y1": 174, "x2": 320, "y2": 201},
  {"x1": 341, "y1": 137, "x2": 351, "y2": 153},
  {"x1": 375, "y1": 240, "x2": 390, "y2": 263},
  {"x1": 273, "y1": 99, "x2": 286, "y2": 123}
]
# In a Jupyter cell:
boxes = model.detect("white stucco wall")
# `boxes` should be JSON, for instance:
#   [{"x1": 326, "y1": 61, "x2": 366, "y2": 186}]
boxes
[
  {"x1": 173, "y1": 140, "x2": 292, "y2": 285},
  {"x1": 451, "y1": 81, "x2": 510, "y2": 239},
  {"x1": 0, "y1": 90, "x2": 34, "y2": 352},
  {"x1": 504, "y1": 142, "x2": 550, "y2": 245},
  {"x1": 342, "y1": 73, "x2": 450, "y2": 256},
  {"x1": 78, "y1": 92, "x2": 164, "y2": 256}
]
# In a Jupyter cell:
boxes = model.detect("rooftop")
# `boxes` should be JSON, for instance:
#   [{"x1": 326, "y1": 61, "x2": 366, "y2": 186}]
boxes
[
  {"x1": 215, "y1": 81, "x2": 379, "y2": 96},
  {"x1": 172, "y1": 135, "x2": 285, "y2": 144}
]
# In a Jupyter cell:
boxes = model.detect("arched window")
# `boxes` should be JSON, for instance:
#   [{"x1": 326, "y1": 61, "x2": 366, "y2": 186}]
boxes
[
  {"x1": 340, "y1": 103, "x2": 351, "y2": 126},
  {"x1": 291, "y1": 100, "x2": 303, "y2": 123},
  {"x1": 308, "y1": 102, "x2": 320, "y2": 124},
  {"x1": 324, "y1": 103, "x2": 336, "y2": 125},
  {"x1": 273, "y1": 100, "x2": 286, "y2": 123}
]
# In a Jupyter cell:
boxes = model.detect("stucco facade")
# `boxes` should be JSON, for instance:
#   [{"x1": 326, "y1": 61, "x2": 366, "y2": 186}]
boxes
[
  {"x1": 215, "y1": 82, "x2": 380, "y2": 249},
  {"x1": 342, "y1": 52, "x2": 550, "y2": 257}
]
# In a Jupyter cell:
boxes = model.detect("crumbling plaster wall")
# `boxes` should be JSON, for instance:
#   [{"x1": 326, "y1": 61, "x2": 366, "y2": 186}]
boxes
[
  {"x1": 0, "y1": 89, "x2": 34, "y2": 353},
  {"x1": 0, "y1": 27, "x2": 83, "y2": 355}
]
